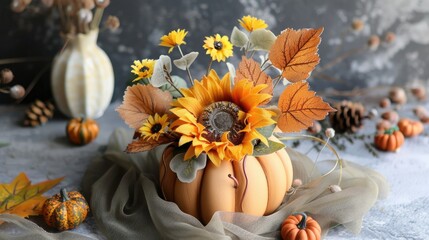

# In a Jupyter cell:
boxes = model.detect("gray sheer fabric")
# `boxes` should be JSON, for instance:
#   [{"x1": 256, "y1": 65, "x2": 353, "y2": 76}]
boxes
[{"x1": 0, "y1": 128, "x2": 388, "y2": 240}]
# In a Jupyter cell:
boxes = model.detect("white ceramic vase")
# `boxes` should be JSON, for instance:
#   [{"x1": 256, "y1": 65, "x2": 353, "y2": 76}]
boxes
[{"x1": 51, "y1": 29, "x2": 114, "y2": 119}]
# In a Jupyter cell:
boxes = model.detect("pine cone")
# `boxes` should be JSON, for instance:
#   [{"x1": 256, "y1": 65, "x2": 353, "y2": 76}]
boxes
[
  {"x1": 23, "y1": 100, "x2": 55, "y2": 127},
  {"x1": 329, "y1": 101, "x2": 365, "y2": 133}
]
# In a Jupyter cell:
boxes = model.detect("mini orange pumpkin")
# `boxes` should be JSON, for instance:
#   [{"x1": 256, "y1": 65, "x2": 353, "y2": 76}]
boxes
[
  {"x1": 66, "y1": 118, "x2": 99, "y2": 145},
  {"x1": 159, "y1": 135, "x2": 293, "y2": 225},
  {"x1": 374, "y1": 126, "x2": 404, "y2": 152},
  {"x1": 42, "y1": 188, "x2": 89, "y2": 231},
  {"x1": 398, "y1": 118, "x2": 424, "y2": 137},
  {"x1": 281, "y1": 212, "x2": 321, "y2": 240}
]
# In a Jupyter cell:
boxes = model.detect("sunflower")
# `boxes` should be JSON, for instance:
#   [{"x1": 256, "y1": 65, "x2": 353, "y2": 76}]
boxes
[
  {"x1": 239, "y1": 15, "x2": 268, "y2": 32},
  {"x1": 159, "y1": 29, "x2": 188, "y2": 53},
  {"x1": 203, "y1": 34, "x2": 233, "y2": 62},
  {"x1": 131, "y1": 59, "x2": 155, "y2": 82},
  {"x1": 139, "y1": 113, "x2": 169, "y2": 141},
  {"x1": 170, "y1": 70, "x2": 275, "y2": 166}
]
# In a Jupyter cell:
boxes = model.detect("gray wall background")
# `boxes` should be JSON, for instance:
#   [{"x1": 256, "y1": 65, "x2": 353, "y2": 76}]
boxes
[{"x1": 1, "y1": 0, "x2": 429, "y2": 104}]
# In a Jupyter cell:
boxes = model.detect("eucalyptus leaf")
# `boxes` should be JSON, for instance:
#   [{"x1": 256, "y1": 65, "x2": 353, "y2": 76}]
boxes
[
  {"x1": 0, "y1": 142, "x2": 10, "y2": 148},
  {"x1": 151, "y1": 55, "x2": 172, "y2": 87},
  {"x1": 249, "y1": 29, "x2": 276, "y2": 51},
  {"x1": 173, "y1": 52, "x2": 199, "y2": 70},
  {"x1": 160, "y1": 75, "x2": 187, "y2": 98},
  {"x1": 231, "y1": 26, "x2": 249, "y2": 48},
  {"x1": 252, "y1": 140, "x2": 285, "y2": 156},
  {"x1": 226, "y1": 62, "x2": 236, "y2": 84},
  {"x1": 257, "y1": 124, "x2": 276, "y2": 139},
  {"x1": 169, "y1": 153, "x2": 207, "y2": 183}
]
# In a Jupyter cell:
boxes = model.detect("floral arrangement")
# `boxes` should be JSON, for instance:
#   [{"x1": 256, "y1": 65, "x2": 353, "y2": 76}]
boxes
[{"x1": 117, "y1": 15, "x2": 335, "y2": 182}]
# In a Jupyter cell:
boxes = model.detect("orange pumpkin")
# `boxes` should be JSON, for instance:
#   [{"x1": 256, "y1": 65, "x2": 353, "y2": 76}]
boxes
[
  {"x1": 42, "y1": 188, "x2": 89, "y2": 231},
  {"x1": 374, "y1": 127, "x2": 404, "y2": 152},
  {"x1": 398, "y1": 118, "x2": 423, "y2": 137},
  {"x1": 66, "y1": 118, "x2": 99, "y2": 145},
  {"x1": 159, "y1": 136, "x2": 293, "y2": 224},
  {"x1": 281, "y1": 212, "x2": 321, "y2": 240}
]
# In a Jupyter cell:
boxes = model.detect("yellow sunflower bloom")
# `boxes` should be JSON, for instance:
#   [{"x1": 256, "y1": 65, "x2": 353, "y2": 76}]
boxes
[
  {"x1": 131, "y1": 59, "x2": 155, "y2": 82},
  {"x1": 239, "y1": 15, "x2": 268, "y2": 32},
  {"x1": 159, "y1": 29, "x2": 188, "y2": 53},
  {"x1": 170, "y1": 70, "x2": 275, "y2": 166},
  {"x1": 139, "y1": 113, "x2": 169, "y2": 141},
  {"x1": 203, "y1": 34, "x2": 233, "y2": 62}
]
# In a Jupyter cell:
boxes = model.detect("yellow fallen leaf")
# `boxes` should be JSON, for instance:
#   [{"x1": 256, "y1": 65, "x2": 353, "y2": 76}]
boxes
[{"x1": 0, "y1": 172, "x2": 63, "y2": 223}]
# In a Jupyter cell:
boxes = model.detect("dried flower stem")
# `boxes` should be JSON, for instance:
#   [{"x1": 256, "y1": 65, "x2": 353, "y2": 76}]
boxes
[
  {"x1": 163, "y1": 65, "x2": 185, "y2": 97},
  {"x1": 0, "y1": 56, "x2": 51, "y2": 65},
  {"x1": 316, "y1": 45, "x2": 366, "y2": 73},
  {"x1": 177, "y1": 45, "x2": 194, "y2": 86},
  {"x1": 273, "y1": 71, "x2": 284, "y2": 88},
  {"x1": 16, "y1": 63, "x2": 51, "y2": 104},
  {"x1": 206, "y1": 60, "x2": 213, "y2": 76}
]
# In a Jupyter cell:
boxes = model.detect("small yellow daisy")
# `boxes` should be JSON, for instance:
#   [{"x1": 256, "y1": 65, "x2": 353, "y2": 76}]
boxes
[
  {"x1": 159, "y1": 29, "x2": 188, "y2": 53},
  {"x1": 131, "y1": 59, "x2": 155, "y2": 82},
  {"x1": 139, "y1": 113, "x2": 169, "y2": 141},
  {"x1": 203, "y1": 34, "x2": 233, "y2": 62},
  {"x1": 239, "y1": 15, "x2": 268, "y2": 32}
]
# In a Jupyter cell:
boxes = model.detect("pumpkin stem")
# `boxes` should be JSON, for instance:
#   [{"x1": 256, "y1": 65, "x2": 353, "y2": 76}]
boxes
[
  {"x1": 60, "y1": 188, "x2": 70, "y2": 202},
  {"x1": 295, "y1": 212, "x2": 308, "y2": 230},
  {"x1": 227, "y1": 174, "x2": 239, "y2": 189}
]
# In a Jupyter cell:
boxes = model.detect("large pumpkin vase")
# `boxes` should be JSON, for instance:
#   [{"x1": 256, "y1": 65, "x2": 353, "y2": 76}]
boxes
[
  {"x1": 159, "y1": 136, "x2": 293, "y2": 224},
  {"x1": 51, "y1": 29, "x2": 114, "y2": 119}
]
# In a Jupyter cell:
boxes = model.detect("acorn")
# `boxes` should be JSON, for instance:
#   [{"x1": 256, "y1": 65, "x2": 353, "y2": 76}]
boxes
[
  {"x1": 379, "y1": 98, "x2": 391, "y2": 108},
  {"x1": 413, "y1": 106, "x2": 427, "y2": 118},
  {"x1": 0, "y1": 68, "x2": 14, "y2": 84},
  {"x1": 376, "y1": 119, "x2": 392, "y2": 132},
  {"x1": 368, "y1": 35, "x2": 380, "y2": 51},
  {"x1": 384, "y1": 32, "x2": 396, "y2": 43},
  {"x1": 9, "y1": 85, "x2": 25, "y2": 99},
  {"x1": 307, "y1": 121, "x2": 322, "y2": 134},
  {"x1": 411, "y1": 86, "x2": 426, "y2": 101},
  {"x1": 381, "y1": 111, "x2": 399, "y2": 123},
  {"x1": 389, "y1": 87, "x2": 407, "y2": 105},
  {"x1": 104, "y1": 15, "x2": 120, "y2": 31},
  {"x1": 351, "y1": 19, "x2": 364, "y2": 32}
]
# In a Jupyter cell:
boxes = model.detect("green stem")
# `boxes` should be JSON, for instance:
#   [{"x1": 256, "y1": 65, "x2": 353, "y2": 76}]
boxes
[
  {"x1": 295, "y1": 212, "x2": 308, "y2": 229},
  {"x1": 177, "y1": 45, "x2": 194, "y2": 86},
  {"x1": 164, "y1": 66, "x2": 184, "y2": 97},
  {"x1": 60, "y1": 188, "x2": 70, "y2": 202},
  {"x1": 206, "y1": 60, "x2": 213, "y2": 76}
]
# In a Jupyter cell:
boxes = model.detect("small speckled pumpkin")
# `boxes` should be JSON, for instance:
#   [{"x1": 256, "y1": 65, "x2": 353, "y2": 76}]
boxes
[
  {"x1": 398, "y1": 118, "x2": 424, "y2": 137},
  {"x1": 42, "y1": 188, "x2": 89, "y2": 231},
  {"x1": 281, "y1": 212, "x2": 321, "y2": 240},
  {"x1": 374, "y1": 126, "x2": 405, "y2": 152},
  {"x1": 66, "y1": 118, "x2": 99, "y2": 145}
]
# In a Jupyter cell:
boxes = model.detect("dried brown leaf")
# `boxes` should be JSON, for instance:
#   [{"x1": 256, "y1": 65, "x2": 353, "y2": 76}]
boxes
[
  {"x1": 235, "y1": 56, "x2": 273, "y2": 104},
  {"x1": 277, "y1": 81, "x2": 335, "y2": 132},
  {"x1": 117, "y1": 85, "x2": 173, "y2": 129},
  {"x1": 269, "y1": 28, "x2": 323, "y2": 82},
  {"x1": 126, "y1": 134, "x2": 176, "y2": 153}
]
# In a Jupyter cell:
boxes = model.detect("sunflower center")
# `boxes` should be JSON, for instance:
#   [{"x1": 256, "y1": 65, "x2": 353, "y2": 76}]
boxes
[
  {"x1": 140, "y1": 66, "x2": 149, "y2": 72},
  {"x1": 151, "y1": 123, "x2": 162, "y2": 133},
  {"x1": 214, "y1": 41, "x2": 223, "y2": 50},
  {"x1": 199, "y1": 101, "x2": 245, "y2": 145}
]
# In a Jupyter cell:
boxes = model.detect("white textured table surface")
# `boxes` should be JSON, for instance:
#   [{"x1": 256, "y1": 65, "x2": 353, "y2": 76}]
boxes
[{"x1": 1, "y1": 101, "x2": 429, "y2": 239}]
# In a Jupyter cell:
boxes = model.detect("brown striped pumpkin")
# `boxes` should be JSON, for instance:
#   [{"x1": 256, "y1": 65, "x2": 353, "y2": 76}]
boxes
[
  {"x1": 42, "y1": 188, "x2": 89, "y2": 231},
  {"x1": 66, "y1": 118, "x2": 99, "y2": 145}
]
